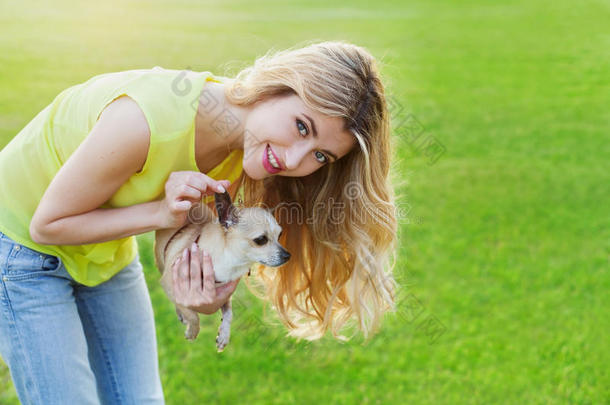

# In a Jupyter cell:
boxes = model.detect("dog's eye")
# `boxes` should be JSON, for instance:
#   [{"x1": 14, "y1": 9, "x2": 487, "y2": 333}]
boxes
[{"x1": 253, "y1": 235, "x2": 268, "y2": 246}]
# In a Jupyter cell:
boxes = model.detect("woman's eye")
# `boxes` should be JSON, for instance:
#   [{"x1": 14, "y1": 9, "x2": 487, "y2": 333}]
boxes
[
  {"x1": 314, "y1": 151, "x2": 328, "y2": 164},
  {"x1": 296, "y1": 118, "x2": 327, "y2": 164},
  {"x1": 296, "y1": 119, "x2": 308, "y2": 136}
]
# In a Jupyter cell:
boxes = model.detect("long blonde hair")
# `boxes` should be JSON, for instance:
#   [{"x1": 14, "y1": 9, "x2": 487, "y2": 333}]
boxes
[{"x1": 225, "y1": 40, "x2": 397, "y2": 341}]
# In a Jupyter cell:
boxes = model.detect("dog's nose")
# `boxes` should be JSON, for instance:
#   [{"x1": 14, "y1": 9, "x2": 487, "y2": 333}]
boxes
[{"x1": 280, "y1": 250, "x2": 291, "y2": 262}]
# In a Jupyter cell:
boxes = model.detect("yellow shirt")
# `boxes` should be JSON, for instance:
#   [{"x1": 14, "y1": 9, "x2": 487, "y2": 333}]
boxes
[{"x1": 0, "y1": 67, "x2": 243, "y2": 286}]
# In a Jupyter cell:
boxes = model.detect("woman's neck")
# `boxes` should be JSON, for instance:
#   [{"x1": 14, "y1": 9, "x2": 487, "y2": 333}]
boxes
[{"x1": 194, "y1": 80, "x2": 247, "y2": 155}]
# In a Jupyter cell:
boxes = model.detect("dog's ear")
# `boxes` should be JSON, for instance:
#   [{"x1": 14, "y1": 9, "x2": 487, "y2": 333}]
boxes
[{"x1": 214, "y1": 191, "x2": 239, "y2": 228}]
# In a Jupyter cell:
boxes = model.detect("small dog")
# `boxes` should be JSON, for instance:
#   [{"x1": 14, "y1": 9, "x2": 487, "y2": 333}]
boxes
[{"x1": 153, "y1": 191, "x2": 290, "y2": 351}]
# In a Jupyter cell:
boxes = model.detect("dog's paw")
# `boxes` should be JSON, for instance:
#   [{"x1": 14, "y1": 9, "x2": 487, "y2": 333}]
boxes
[
  {"x1": 185, "y1": 325, "x2": 200, "y2": 341},
  {"x1": 216, "y1": 329, "x2": 230, "y2": 352}
]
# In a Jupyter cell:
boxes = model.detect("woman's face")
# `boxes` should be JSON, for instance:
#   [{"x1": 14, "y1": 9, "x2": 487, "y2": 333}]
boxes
[{"x1": 242, "y1": 93, "x2": 356, "y2": 180}]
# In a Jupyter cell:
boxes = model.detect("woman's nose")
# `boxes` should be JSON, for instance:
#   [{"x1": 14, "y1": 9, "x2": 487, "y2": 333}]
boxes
[{"x1": 284, "y1": 143, "x2": 310, "y2": 171}]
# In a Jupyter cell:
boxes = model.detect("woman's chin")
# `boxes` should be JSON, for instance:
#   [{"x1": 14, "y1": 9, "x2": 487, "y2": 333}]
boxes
[{"x1": 242, "y1": 164, "x2": 268, "y2": 181}]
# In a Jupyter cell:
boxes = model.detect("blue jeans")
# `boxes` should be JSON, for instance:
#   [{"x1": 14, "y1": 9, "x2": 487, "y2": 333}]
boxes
[{"x1": 0, "y1": 231, "x2": 164, "y2": 404}]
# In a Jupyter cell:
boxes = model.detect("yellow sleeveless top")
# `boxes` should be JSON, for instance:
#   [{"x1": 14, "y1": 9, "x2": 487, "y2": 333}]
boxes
[{"x1": 0, "y1": 67, "x2": 243, "y2": 286}]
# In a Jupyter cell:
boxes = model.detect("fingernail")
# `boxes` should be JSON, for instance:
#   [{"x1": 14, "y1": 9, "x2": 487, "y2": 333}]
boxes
[
  {"x1": 217, "y1": 185, "x2": 225, "y2": 193},
  {"x1": 191, "y1": 242, "x2": 197, "y2": 251},
  {"x1": 183, "y1": 249, "x2": 188, "y2": 257},
  {"x1": 202, "y1": 250, "x2": 209, "y2": 257}
]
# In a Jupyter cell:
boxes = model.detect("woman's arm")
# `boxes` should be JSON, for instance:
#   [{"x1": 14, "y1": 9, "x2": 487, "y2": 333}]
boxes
[
  {"x1": 30, "y1": 95, "x2": 159, "y2": 245},
  {"x1": 32, "y1": 200, "x2": 163, "y2": 245}
]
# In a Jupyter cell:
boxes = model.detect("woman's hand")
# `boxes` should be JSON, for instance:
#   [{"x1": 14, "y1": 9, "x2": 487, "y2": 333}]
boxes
[
  {"x1": 172, "y1": 242, "x2": 240, "y2": 315},
  {"x1": 157, "y1": 171, "x2": 231, "y2": 229}
]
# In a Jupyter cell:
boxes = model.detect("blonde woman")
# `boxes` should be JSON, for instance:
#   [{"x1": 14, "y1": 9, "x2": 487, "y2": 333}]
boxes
[{"x1": 0, "y1": 40, "x2": 397, "y2": 403}]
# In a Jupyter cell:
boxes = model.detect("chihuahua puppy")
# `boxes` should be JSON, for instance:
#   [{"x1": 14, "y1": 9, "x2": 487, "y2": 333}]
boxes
[{"x1": 153, "y1": 191, "x2": 290, "y2": 351}]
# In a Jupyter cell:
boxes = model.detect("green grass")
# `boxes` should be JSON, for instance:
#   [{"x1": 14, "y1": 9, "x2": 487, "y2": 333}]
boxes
[{"x1": 1, "y1": 0, "x2": 608, "y2": 403}]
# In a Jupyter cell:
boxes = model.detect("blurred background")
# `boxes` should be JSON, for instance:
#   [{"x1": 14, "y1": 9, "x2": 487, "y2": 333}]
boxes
[{"x1": 0, "y1": 0, "x2": 608, "y2": 403}]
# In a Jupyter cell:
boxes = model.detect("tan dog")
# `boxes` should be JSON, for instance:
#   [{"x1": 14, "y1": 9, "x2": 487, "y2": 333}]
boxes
[{"x1": 153, "y1": 191, "x2": 290, "y2": 351}]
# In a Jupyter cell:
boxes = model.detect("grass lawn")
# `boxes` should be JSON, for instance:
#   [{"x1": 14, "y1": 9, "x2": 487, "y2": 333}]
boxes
[{"x1": 1, "y1": 0, "x2": 608, "y2": 403}]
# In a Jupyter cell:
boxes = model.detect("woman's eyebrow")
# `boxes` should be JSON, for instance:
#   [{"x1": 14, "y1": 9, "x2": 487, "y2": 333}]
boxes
[
  {"x1": 303, "y1": 114, "x2": 318, "y2": 137},
  {"x1": 303, "y1": 113, "x2": 338, "y2": 161}
]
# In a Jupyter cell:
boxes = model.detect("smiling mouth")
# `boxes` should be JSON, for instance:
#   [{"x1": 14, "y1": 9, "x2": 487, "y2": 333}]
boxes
[{"x1": 266, "y1": 144, "x2": 282, "y2": 170}]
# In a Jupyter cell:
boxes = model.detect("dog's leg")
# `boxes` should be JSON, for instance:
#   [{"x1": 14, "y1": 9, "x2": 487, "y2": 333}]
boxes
[
  {"x1": 176, "y1": 304, "x2": 200, "y2": 341},
  {"x1": 216, "y1": 299, "x2": 233, "y2": 352},
  {"x1": 176, "y1": 308, "x2": 186, "y2": 324}
]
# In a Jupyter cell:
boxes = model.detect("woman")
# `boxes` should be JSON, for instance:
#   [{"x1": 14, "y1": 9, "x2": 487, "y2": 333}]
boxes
[{"x1": 0, "y1": 40, "x2": 397, "y2": 403}]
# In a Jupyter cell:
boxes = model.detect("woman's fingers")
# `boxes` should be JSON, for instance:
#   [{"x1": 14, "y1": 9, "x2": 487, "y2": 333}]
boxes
[
  {"x1": 201, "y1": 250, "x2": 216, "y2": 297},
  {"x1": 166, "y1": 172, "x2": 230, "y2": 202},
  {"x1": 218, "y1": 180, "x2": 231, "y2": 192},
  {"x1": 179, "y1": 248, "x2": 190, "y2": 291},
  {"x1": 203, "y1": 178, "x2": 230, "y2": 194},
  {"x1": 172, "y1": 251, "x2": 189, "y2": 299},
  {"x1": 174, "y1": 184, "x2": 202, "y2": 201},
  {"x1": 170, "y1": 178, "x2": 231, "y2": 217},
  {"x1": 189, "y1": 174, "x2": 230, "y2": 196},
  {"x1": 171, "y1": 255, "x2": 180, "y2": 297},
  {"x1": 189, "y1": 243, "x2": 202, "y2": 291},
  {"x1": 216, "y1": 278, "x2": 240, "y2": 301}
]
